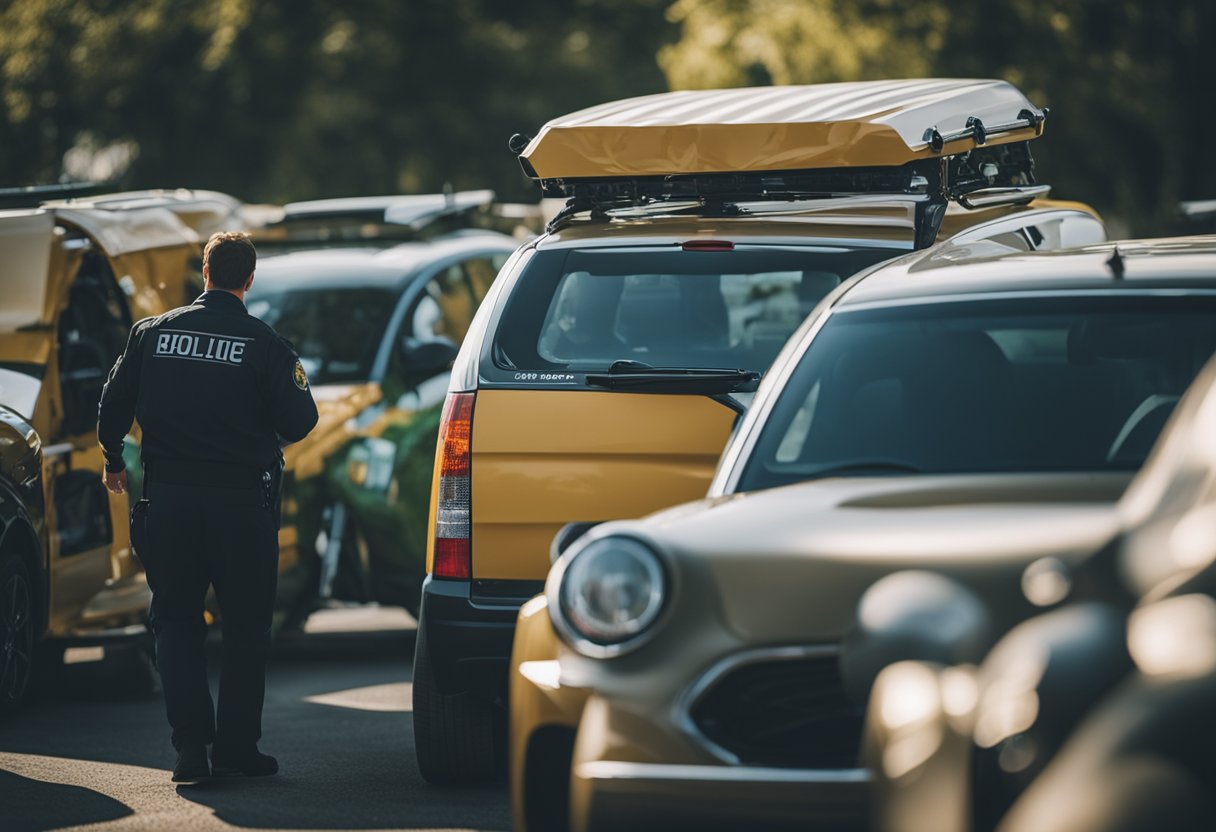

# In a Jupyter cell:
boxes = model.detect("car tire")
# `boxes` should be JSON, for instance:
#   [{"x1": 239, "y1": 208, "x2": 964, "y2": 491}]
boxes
[
  {"x1": 412, "y1": 616, "x2": 500, "y2": 785},
  {"x1": 0, "y1": 550, "x2": 37, "y2": 715}
]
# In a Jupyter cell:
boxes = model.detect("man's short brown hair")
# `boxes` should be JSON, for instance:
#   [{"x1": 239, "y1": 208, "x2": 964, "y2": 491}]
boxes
[{"x1": 203, "y1": 231, "x2": 257, "y2": 290}]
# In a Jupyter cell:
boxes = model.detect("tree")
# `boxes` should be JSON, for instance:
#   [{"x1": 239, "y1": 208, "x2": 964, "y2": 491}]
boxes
[
  {"x1": 658, "y1": 0, "x2": 1216, "y2": 234},
  {"x1": 0, "y1": 0, "x2": 677, "y2": 203}
]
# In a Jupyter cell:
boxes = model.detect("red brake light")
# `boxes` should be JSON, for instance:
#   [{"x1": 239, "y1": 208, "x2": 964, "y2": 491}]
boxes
[
  {"x1": 433, "y1": 392, "x2": 474, "y2": 579},
  {"x1": 682, "y1": 239, "x2": 735, "y2": 251}
]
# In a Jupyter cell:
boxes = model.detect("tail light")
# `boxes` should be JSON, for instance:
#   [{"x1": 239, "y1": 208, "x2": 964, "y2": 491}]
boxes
[{"x1": 433, "y1": 392, "x2": 475, "y2": 579}]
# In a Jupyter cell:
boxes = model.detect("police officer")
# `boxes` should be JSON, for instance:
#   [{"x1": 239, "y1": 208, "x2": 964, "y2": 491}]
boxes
[{"x1": 97, "y1": 231, "x2": 318, "y2": 784}]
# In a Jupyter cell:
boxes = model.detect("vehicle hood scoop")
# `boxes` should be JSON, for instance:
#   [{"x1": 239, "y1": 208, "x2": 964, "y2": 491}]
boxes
[{"x1": 836, "y1": 474, "x2": 1130, "y2": 509}]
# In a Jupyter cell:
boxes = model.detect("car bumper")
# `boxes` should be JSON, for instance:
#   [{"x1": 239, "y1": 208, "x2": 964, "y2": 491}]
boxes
[
  {"x1": 418, "y1": 574, "x2": 544, "y2": 701},
  {"x1": 571, "y1": 760, "x2": 871, "y2": 832}
]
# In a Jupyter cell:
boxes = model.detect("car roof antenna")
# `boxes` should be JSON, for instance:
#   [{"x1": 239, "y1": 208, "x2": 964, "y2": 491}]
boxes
[{"x1": 1106, "y1": 246, "x2": 1126, "y2": 280}]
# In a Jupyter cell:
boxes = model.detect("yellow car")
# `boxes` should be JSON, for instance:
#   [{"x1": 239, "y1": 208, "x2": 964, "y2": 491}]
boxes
[
  {"x1": 412, "y1": 78, "x2": 1105, "y2": 786},
  {"x1": 0, "y1": 190, "x2": 204, "y2": 709}
]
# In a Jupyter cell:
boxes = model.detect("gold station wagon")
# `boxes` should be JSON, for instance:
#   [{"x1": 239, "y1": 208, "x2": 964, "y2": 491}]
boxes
[
  {"x1": 0, "y1": 190, "x2": 205, "y2": 709},
  {"x1": 410, "y1": 78, "x2": 1106, "y2": 786}
]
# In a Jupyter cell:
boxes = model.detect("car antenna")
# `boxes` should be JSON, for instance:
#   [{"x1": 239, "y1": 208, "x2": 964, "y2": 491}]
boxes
[{"x1": 1106, "y1": 246, "x2": 1126, "y2": 280}]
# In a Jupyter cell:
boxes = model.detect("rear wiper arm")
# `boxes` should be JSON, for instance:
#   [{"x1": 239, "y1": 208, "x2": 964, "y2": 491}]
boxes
[{"x1": 585, "y1": 360, "x2": 760, "y2": 394}]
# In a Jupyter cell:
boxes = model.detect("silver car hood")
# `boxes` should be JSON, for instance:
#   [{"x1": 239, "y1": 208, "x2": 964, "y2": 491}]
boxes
[{"x1": 633, "y1": 472, "x2": 1128, "y2": 643}]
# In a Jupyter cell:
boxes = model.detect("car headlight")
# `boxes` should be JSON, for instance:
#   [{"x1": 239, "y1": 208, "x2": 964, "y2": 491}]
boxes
[{"x1": 550, "y1": 536, "x2": 667, "y2": 658}]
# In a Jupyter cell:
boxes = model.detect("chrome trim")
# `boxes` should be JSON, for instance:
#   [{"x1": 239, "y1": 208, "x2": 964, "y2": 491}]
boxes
[
  {"x1": 674, "y1": 644, "x2": 840, "y2": 765},
  {"x1": 40, "y1": 442, "x2": 75, "y2": 459},
  {"x1": 577, "y1": 760, "x2": 870, "y2": 784},
  {"x1": 546, "y1": 534, "x2": 670, "y2": 659},
  {"x1": 957, "y1": 185, "x2": 1052, "y2": 210}
]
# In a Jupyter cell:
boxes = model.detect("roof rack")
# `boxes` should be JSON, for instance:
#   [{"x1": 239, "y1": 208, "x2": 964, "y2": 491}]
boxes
[
  {"x1": 255, "y1": 190, "x2": 500, "y2": 248},
  {"x1": 541, "y1": 140, "x2": 1044, "y2": 248},
  {"x1": 279, "y1": 190, "x2": 494, "y2": 228}
]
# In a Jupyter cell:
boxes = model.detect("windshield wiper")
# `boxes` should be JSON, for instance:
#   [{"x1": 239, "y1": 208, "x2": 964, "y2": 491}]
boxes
[
  {"x1": 585, "y1": 360, "x2": 760, "y2": 394},
  {"x1": 801, "y1": 459, "x2": 923, "y2": 479}
]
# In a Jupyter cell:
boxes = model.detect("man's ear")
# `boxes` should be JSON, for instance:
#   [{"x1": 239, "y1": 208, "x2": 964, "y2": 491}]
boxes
[{"x1": 245, "y1": 271, "x2": 255, "y2": 292}]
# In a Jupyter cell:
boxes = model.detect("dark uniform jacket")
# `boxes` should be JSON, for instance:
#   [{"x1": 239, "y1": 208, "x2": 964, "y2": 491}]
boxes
[{"x1": 97, "y1": 290, "x2": 319, "y2": 475}]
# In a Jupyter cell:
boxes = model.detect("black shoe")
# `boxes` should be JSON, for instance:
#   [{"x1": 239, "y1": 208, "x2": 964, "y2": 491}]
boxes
[
  {"x1": 211, "y1": 745, "x2": 279, "y2": 777},
  {"x1": 172, "y1": 745, "x2": 211, "y2": 784}
]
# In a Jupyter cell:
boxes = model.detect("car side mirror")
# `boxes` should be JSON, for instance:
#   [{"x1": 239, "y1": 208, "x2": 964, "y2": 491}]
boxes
[{"x1": 397, "y1": 336, "x2": 459, "y2": 378}]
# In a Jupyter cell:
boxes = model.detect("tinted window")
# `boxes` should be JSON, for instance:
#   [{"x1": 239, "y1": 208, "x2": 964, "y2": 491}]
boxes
[
  {"x1": 738, "y1": 295, "x2": 1216, "y2": 491},
  {"x1": 248, "y1": 287, "x2": 396, "y2": 385},
  {"x1": 411, "y1": 255, "x2": 509, "y2": 346},
  {"x1": 494, "y1": 246, "x2": 899, "y2": 372}
]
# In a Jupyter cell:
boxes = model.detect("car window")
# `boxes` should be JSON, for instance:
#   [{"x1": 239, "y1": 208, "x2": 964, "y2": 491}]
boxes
[
  {"x1": 413, "y1": 254, "x2": 507, "y2": 345},
  {"x1": 58, "y1": 251, "x2": 133, "y2": 437},
  {"x1": 465, "y1": 254, "x2": 509, "y2": 304},
  {"x1": 738, "y1": 295, "x2": 1216, "y2": 491},
  {"x1": 248, "y1": 286, "x2": 397, "y2": 385},
  {"x1": 494, "y1": 246, "x2": 899, "y2": 373}
]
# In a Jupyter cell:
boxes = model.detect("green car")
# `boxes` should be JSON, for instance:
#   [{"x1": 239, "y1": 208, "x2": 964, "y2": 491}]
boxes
[{"x1": 248, "y1": 209, "x2": 517, "y2": 622}]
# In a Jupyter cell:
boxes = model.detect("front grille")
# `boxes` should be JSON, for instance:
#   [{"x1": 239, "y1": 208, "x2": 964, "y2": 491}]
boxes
[{"x1": 689, "y1": 653, "x2": 863, "y2": 768}]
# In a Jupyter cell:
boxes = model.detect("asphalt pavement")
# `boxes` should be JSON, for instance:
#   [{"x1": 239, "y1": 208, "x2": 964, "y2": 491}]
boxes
[{"x1": 0, "y1": 608, "x2": 510, "y2": 832}]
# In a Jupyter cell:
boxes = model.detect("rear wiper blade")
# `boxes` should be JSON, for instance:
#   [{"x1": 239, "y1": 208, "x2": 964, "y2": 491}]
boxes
[
  {"x1": 802, "y1": 459, "x2": 923, "y2": 479},
  {"x1": 586, "y1": 360, "x2": 760, "y2": 393}
]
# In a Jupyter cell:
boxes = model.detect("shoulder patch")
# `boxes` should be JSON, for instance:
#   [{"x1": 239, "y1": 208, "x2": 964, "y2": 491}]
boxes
[{"x1": 293, "y1": 359, "x2": 309, "y2": 391}]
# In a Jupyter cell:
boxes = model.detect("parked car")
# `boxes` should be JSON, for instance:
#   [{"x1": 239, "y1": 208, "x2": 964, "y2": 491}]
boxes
[
  {"x1": 509, "y1": 236, "x2": 1216, "y2": 831},
  {"x1": 0, "y1": 193, "x2": 203, "y2": 710},
  {"x1": 1001, "y1": 456, "x2": 1216, "y2": 832},
  {"x1": 47, "y1": 188, "x2": 263, "y2": 239},
  {"x1": 245, "y1": 202, "x2": 517, "y2": 624},
  {"x1": 861, "y1": 269, "x2": 1216, "y2": 832},
  {"x1": 416, "y1": 77, "x2": 1106, "y2": 786}
]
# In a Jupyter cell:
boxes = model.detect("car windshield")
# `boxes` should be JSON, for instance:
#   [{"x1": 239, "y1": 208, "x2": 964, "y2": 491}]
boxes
[
  {"x1": 737, "y1": 294, "x2": 1216, "y2": 492},
  {"x1": 493, "y1": 246, "x2": 901, "y2": 373},
  {"x1": 247, "y1": 286, "x2": 396, "y2": 385}
]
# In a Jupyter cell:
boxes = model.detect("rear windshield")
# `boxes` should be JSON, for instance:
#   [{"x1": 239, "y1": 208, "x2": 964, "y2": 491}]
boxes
[
  {"x1": 737, "y1": 294, "x2": 1216, "y2": 492},
  {"x1": 493, "y1": 246, "x2": 900, "y2": 373},
  {"x1": 248, "y1": 286, "x2": 396, "y2": 385}
]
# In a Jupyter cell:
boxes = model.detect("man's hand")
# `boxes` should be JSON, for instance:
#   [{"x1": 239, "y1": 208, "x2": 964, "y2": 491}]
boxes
[{"x1": 104, "y1": 469, "x2": 128, "y2": 495}]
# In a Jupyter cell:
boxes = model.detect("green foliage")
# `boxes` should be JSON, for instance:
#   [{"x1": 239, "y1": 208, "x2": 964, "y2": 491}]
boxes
[
  {"x1": 659, "y1": 0, "x2": 1216, "y2": 235},
  {"x1": 2, "y1": 1, "x2": 1212, "y2": 232},
  {"x1": 0, "y1": 0, "x2": 675, "y2": 202}
]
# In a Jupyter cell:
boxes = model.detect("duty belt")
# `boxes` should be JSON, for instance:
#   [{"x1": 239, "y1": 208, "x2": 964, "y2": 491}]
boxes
[{"x1": 144, "y1": 458, "x2": 267, "y2": 490}]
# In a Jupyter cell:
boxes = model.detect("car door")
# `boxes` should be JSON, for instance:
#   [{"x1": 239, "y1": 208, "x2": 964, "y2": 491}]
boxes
[
  {"x1": 43, "y1": 248, "x2": 135, "y2": 634},
  {"x1": 345, "y1": 251, "x2": 511, "y2": 607}
]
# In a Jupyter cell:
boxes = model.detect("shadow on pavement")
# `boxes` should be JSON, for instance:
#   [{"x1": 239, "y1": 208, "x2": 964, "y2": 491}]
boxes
[
  {"x1": 0, "y1": 769, "x2": 133, "y2": 831},
  {"x1": 1, "y1": 615, "x2": 510, "y2": 831}
]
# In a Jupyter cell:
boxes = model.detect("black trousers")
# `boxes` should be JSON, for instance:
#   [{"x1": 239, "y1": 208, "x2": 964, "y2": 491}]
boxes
[{"x1": 132, "y1": 479, "x2": 278, "y2": 751}]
